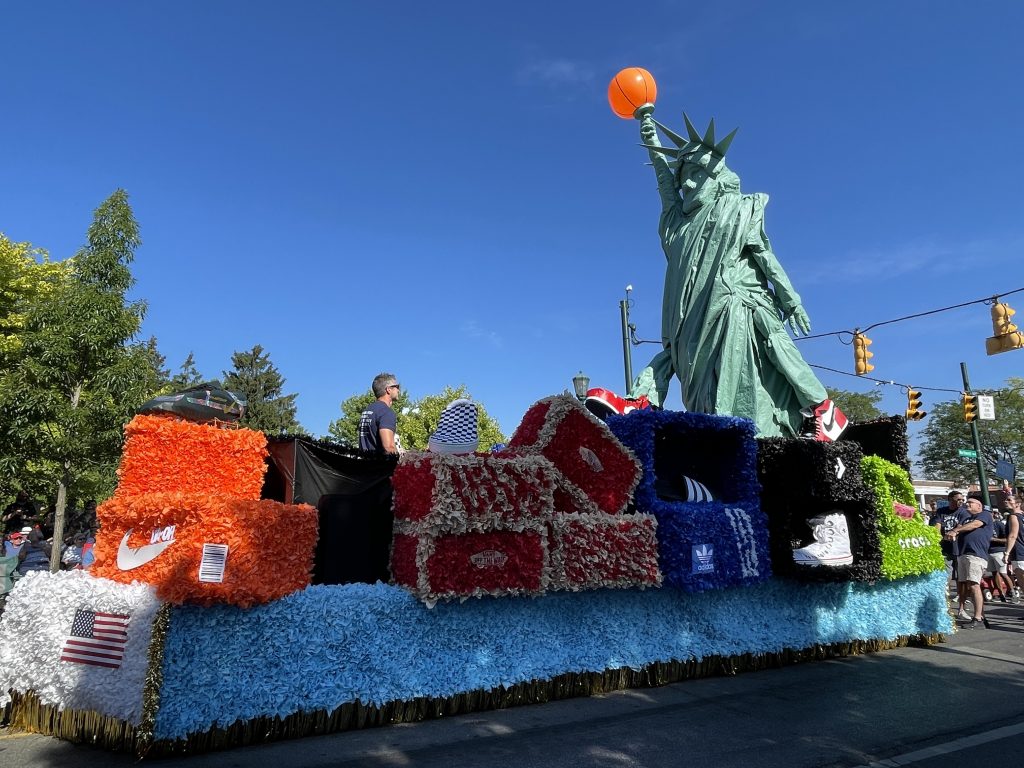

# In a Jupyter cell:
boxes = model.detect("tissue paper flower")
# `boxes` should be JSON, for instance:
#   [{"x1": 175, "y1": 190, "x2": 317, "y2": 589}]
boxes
[
  {"x1": 92, "y1": 493, "x2": 318, "y2": 607},
  {"x1": 115, "y1": 414, "x2": 268, "y2": 500},
  {"x1": 0, "y1": 570, "x2": 160, "y2": 724}
]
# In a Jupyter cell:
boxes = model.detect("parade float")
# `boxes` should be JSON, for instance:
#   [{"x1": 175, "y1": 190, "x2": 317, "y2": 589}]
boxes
[{"x1": 0, "y1": 69, "x2": 951, "y2": 756}]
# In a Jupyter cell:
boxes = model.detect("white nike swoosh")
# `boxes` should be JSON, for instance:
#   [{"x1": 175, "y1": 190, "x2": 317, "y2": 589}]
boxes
[{"x1": 116, "y1": 529, "x2": 174, "y2": 570}]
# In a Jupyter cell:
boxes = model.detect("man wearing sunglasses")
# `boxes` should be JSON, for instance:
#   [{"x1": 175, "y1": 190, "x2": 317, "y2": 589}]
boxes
[{"x1": 358, "y1": 373, "x2": 401, "y2": 455}]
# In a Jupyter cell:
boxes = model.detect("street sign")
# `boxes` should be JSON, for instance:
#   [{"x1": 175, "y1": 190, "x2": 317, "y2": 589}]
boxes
[
  {"x1": 978, "y1": 395, "x2": 996, "y2": 420},
  {"x1": 996, "y1": 459, "x2": 1016, "y2": 481},
  {"x1": 958, "y1": 448, "x2": 978, "y2": 458}
]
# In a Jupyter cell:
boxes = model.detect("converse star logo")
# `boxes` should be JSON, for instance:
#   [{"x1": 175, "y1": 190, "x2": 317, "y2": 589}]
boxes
[{"x1": 116, "y1": 526, "x2": 176, "y2": 571}]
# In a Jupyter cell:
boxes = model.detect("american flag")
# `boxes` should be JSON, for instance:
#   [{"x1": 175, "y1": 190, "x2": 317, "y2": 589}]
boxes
[{"x1": 60, "y1": 609, "x2": 130, "y2": 669}]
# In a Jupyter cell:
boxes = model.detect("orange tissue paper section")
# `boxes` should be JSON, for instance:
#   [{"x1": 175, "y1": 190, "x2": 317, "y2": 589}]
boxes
[
  {"x1": 94, "y1": 414, "x2": 318, "y2": 607},
  {"x1": 116, "y1": 414, "x2": 269, "y2": 500},
  {"x1": 92, "y1": 493, "x2": 318, "y2": 608}
]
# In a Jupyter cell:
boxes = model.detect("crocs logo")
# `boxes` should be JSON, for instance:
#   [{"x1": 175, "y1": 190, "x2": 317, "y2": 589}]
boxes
[
  {"x1": 470, "y1": 550, "x2": 508, "y2": 568},
  {"x1": 898, "y1": 536, "x2": 929, "y2": 549}
]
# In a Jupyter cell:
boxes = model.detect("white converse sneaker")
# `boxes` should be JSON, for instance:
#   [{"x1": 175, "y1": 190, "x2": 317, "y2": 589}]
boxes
[{"x1": 792, "y1": 512, "x2": 854, "y2": 567}]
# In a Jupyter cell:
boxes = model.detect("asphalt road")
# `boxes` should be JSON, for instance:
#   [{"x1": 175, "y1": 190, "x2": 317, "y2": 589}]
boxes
[{"x1": 4, "y1": 601, "x2": 1024, "y2": 768}]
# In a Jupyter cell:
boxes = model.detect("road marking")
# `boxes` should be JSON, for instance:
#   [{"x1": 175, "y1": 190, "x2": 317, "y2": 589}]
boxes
[{"x1": 852, "y1": 720, "x2": 1024, "y2": 766}]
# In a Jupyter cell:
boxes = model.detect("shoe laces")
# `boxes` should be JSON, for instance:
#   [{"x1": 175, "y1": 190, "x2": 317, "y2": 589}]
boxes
[{"x1": 812, "y1": 522, "x2": 836, "y2": 545}]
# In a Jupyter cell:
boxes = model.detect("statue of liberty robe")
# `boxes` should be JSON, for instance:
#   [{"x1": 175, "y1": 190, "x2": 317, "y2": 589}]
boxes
[{"x1": 630, "y1": 125, "x2": 827, "y2": 437}]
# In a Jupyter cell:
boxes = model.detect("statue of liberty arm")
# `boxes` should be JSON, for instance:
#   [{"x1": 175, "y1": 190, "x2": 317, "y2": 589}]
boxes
[{"x1": 628, "y1": 109, "x2": 835, "y2": 438}]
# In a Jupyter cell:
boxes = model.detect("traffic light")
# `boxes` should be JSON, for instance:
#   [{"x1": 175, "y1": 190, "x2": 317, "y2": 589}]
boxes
[
  {"x1": 963, "y1": 392, "x2": 978, "y2": 422},
  {"x1": 853, "y1": 331, "x2": 874, "y2": 375},
  {"x1": 986, "y1": 300, "x2": 1024, "y2": 355},
  {"x1": 905, "y1": 389, "x2": 926, "y2": 421}
]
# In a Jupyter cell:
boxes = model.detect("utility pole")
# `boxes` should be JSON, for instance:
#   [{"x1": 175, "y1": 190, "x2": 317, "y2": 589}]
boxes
[
  {"x1": 619, "y1": 285, "x2": 634, "y2": 393},
  {"x1": 961, "y1": 361, "x2": 990, "y2": 507}
]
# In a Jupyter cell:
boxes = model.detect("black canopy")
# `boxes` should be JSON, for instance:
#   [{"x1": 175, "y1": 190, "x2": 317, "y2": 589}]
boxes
[{"x1": 264, "y1": 437, "x2": 398, "y2": 585}]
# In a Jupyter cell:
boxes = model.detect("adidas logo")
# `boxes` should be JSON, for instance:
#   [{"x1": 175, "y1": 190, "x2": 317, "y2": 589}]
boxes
[{"x1": 692, "y1": 543, "x2": 715, "y2": 574}]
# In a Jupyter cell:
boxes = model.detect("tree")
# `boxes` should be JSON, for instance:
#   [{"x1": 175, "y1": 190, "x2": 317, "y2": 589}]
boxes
[
  {"x1": 328, "y1": 389, "x2": 407, "y2": 446},
  {"x1": 169, "y1": 351, "x2": 203, "y2": 391},
  {"x1": 0, "y1": 236, "x2": 69, "y2": 502},
  {"x1": 139, "y1": 336, "x2": 170, "y2": 391},
  {"x1": 327, "y1": 384, "x2": 506, "y2": 451},
  {"x1": 222, "y1": 344, "x2": 303, "y2": 434},
  {"x1": 918, "y1": 377, "x2": 1024, "y2": 485},
  {"x1": 0, "y1": 190, "x2": 161, "y2": 566},
  {"x1": 825, "y1": 386, "x2": 885, "y2": 423},
  {"x1": 0, "y1": 234, "x2": 67, "y2": 370}
]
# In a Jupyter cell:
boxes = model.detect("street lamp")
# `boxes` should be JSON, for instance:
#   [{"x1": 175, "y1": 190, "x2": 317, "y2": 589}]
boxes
[
  {"x1": 572, "y1": 371, "x2": 590, "y2": 403},
  {"x1": 620, "y1": 285, "x2": 634, "y2": 392}
]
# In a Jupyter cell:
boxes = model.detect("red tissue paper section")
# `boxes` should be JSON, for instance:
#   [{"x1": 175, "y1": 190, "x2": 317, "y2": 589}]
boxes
[{"x1": 390, "y1": 397, "x2": 660, "y2": 604}]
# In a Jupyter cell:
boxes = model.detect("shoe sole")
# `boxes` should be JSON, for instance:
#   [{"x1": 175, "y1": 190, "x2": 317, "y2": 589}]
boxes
[{"x1": 793, "y1": 556, "x2": 854, "y2": 566}]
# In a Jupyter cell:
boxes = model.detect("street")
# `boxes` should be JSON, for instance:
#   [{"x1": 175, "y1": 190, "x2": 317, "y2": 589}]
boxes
[{"x1": 3, "y1": 600, "x2": 1024, "y2": 768}]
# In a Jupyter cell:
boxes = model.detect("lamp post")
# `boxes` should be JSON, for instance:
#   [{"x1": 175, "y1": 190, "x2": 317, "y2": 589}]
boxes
[
  {"x1": 620, "y1": 285, "x2": 634, "y2": 392},
  {"x1": 572, "y1": 371, "x2": 590, "y2": 403}
]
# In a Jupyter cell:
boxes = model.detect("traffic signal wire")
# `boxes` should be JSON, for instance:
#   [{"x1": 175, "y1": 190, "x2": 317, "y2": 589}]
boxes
[
  {"x1": 807, "y1": 363, "x2": 964, "y2": 395},
  {"x1": 795, "y1": 286, "x2": 1024, "y2": 342}
]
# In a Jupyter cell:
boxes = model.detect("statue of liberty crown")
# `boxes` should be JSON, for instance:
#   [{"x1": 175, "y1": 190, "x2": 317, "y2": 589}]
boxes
[{"x1": 643, "y1": 113, "x2": 738, "y2": 177}]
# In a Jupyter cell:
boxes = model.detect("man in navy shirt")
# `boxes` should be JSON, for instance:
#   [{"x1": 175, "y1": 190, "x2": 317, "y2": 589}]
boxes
[
  {"x1": 945, "y1": 496, "x2": 993, "y2": 628},
  {"x1": 933, "y1": 490, "x2": 963, "y2": 585},
  {"x1": 358, "y1": 373, "x2": 400, "y2": 454}
]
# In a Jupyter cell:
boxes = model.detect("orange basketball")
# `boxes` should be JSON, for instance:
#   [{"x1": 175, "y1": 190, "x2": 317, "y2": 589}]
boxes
[{"x1": 608, "y1": 67, "x2": 657, "y2": 119}]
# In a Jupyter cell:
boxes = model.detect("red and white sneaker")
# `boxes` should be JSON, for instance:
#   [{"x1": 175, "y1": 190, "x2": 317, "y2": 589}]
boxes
[
  {"x1": 585, "y1": 388, "x2": 652, "y2": 420},
  {"x1": 803, "y1": 399, "x2": 848, "y2": 442},
  {"x1": 585, "y1": 388, "x2": 626, "y2": 419},
  {"x1": 623, "y1": 394, "x2": 651, "y2": 413}
]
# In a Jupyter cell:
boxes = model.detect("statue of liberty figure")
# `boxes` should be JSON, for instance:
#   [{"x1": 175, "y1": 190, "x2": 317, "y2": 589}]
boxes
[{"x1": 629, "y1": 109, "x2": 845, "y2": 440}]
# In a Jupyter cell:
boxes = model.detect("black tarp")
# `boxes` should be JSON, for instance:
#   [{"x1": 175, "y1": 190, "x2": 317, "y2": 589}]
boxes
[{"x1": 264, "y1": 437, "x2": 398, "y2": 586}]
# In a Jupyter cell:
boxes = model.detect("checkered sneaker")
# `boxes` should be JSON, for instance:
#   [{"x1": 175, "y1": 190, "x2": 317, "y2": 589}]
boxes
[{"x1": 428, "y1": 398, "x2": 479, "y2": 454}]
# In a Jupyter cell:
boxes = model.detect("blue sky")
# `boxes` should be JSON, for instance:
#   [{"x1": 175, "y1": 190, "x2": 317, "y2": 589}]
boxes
[{"x1": 3, "y1": 2, "x2": 1023, "y2": 453}]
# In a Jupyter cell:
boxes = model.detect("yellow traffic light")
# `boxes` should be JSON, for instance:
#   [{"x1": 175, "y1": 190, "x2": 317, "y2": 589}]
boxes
[
  {"x1": 992, "y1": 301, "x2": 1017, "y2": 334},
  {"x1": 963, "y1": 392, "x2": 978, "y2": 423},
  {"x1": 986, "y1": 301, "x2": 1024, "y2": 355},
  {"x1": 905, "y1": 389, "x2": 926, "y2": 421},
  {"x1": 853, "y1": 331, "x2": 874, "y2": 375}
]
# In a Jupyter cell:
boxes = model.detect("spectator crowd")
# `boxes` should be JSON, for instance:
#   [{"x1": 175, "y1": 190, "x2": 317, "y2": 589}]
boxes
[
  {"x1": 929, "y1": 488, "x2": 1024, "y2": 629},
  {"x1": 1, "y1": 489, "x2": 97, "y2": 615}
]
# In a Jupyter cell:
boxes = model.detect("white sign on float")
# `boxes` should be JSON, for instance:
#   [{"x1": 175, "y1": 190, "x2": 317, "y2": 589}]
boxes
[{"x1": 978, "y1": 395, "x2": 996, "y2": 420}]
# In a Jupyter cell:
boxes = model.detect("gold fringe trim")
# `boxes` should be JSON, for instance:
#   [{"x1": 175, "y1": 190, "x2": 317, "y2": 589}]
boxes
[
  {"x1": 6, "y1": 690, "x2": 144, "y2": 752},
  {"x1": 3, "y1": 633, "x2": 945, "y2": 757},
  {"x1": 136, "y1": 602, "x2": 172, "y2": 756}
]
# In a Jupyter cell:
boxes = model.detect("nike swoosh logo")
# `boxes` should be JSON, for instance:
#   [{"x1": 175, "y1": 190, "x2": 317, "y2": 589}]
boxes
[
  {"x1": 116, "y1": 529, "x2": 174, "y2": 570},
  {"x1": 820, "y1": 402, "x2": 836, "y2": 432}
]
